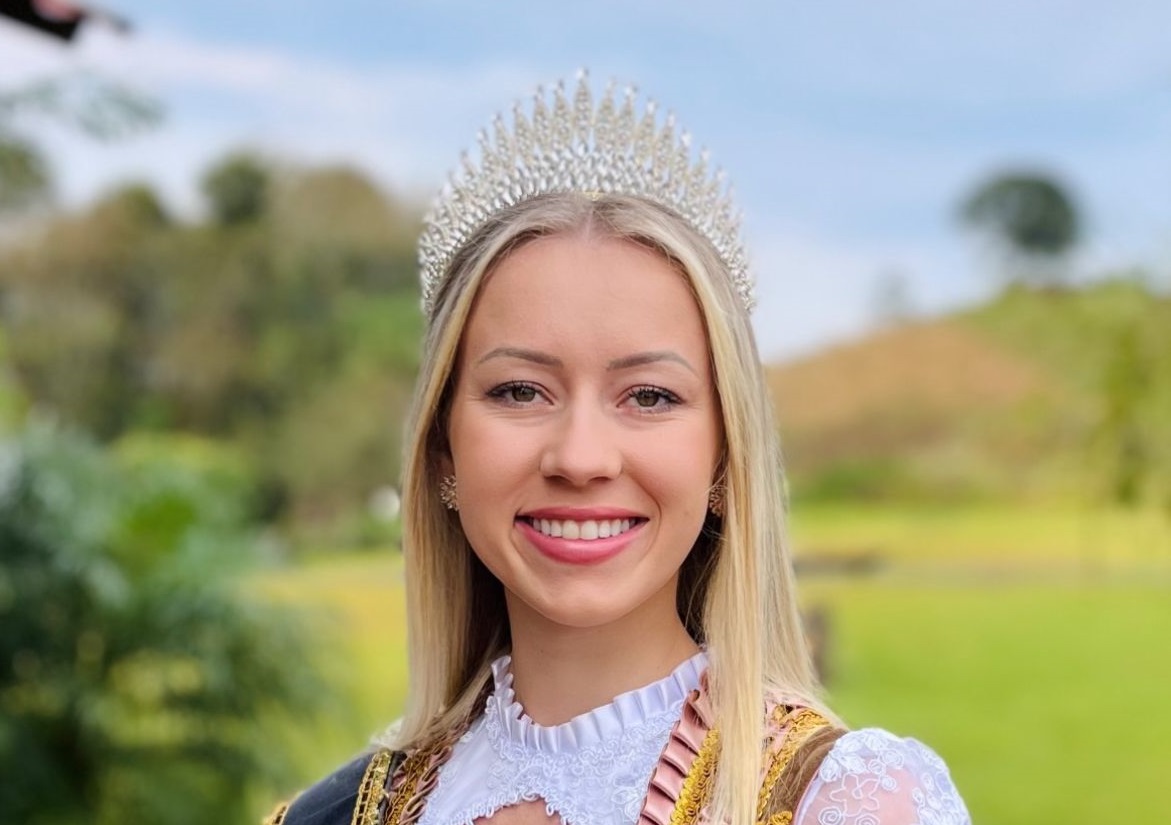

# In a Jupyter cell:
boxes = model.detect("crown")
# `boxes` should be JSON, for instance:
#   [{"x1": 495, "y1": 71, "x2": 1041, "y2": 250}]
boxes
[{"x1": 417, "y1": 71, "x2": 754, "y2": 318}]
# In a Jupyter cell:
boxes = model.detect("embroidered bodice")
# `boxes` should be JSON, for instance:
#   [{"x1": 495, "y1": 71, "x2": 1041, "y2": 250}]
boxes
[
  {"x1": 265, "y1": 668, "x2": 972, "y2": 825},
  {"x1": 418, "y1": 652, "x2": 709, "y2": 825}
]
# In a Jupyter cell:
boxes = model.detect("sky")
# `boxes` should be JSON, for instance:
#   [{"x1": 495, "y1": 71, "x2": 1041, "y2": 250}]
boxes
[{"x1": 2, "y1": 0, "x2": 1169, "y2": 359}]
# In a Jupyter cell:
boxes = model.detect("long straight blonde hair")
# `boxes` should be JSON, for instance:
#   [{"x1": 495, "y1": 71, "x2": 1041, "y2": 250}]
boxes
[{"x1": 390, "y1": 193, "x2": 819, "y2": 824}]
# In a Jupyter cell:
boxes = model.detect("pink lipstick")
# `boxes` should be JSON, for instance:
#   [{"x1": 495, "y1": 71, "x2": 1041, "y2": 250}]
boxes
[{"x1": 516, "y1": 509, "x2": 646, "y2": 565}]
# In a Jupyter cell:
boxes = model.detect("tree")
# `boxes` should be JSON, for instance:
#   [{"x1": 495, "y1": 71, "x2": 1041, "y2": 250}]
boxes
[
  {"x1": 0, "y1": 423, "x2": 328, "y2": 824},
  {"x1": 1096, "y1": 325, "x2": 1152, "y2": 505},
  {"x1": 202, "y1": 152, "x2": 270, "y2": 226},
  {"x1": 0, "y1": 331, "x2": 28, "y2": 432},
  {"x1": 959, "y1": 171, "x2": 1081, "y2": 286},
  {"x1": 0, "y1": 182, "x2": 179, "y2": 439},
  {"x1": 0, "y1": 130, "x2": 50, "y2": 212},
  {"x1": 0, "y1": 151, "x2": 421, "y2": 530}
]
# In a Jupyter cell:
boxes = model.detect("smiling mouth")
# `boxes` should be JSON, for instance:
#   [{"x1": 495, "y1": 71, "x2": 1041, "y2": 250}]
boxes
[{"x1": 518, "y1": 516, "x2": 646, "y2": 541}]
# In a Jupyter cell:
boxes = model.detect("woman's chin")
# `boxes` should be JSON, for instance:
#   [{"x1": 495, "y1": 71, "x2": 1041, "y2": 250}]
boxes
[{"x1": 507, "y1": 582, "x2": 673, "y2": 634}]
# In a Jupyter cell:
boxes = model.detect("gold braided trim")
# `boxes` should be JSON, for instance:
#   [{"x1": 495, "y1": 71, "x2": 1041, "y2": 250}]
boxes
[
  {"x1": 382, "y1": 748, "x2": 432, "y2": 825},
  {"x1": 384, "y1": 680, "x2": 492, "y2": 825},
  {"x1": 262, "y1": 801, "x2": 290, "y2": 825},
  {"x1": 384, "y1": 734, "x2": 462, "y2": 825},
  {"x1": 764, "y1": 814, "x2": 793, "y2": 825},
  {"x1": 669, "y1": 726, "x2": 720, "y2": 825},
  {"x1": 350, "y1": 749, "x2": 394, "y2": 825},
  {"x1": 755, "y1": 708, "x2": 831, "y2": 822}
]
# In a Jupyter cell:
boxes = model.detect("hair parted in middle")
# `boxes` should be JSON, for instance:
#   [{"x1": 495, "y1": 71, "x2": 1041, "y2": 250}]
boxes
[{"x1": 390, "y1": 191, "x2": 821, "y2": 824}]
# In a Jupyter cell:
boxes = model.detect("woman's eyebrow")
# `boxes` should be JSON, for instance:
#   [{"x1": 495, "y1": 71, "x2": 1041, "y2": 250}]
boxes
[
  {"x1": 476, "y1": 347, "x2": 562, "y2": 367},
  {"x1": 607, "y1": 351, "x2": 696, "y2": 375},
  {"x1": 475, "y1": 347, "x2": 696, "y2": 376}
]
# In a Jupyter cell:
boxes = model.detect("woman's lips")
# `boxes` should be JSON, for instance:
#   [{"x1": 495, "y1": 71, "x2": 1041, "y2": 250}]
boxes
[{"x1": 515, "y1": 516, "x2": 646, "y2": 565}]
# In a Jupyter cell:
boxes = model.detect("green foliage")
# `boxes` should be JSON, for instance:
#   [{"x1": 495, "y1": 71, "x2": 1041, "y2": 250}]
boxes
[
  {"x1": 201, "y1": 152, "x2": 269, "y2": 226},
  {"x1": 960, "y1": 171, "x2": 1080, "y2": 285},
  {"x1": 99, "y1": 183, "x2": 171, "y2": 228},
  {"x1": 0, "y1": 332, "x2": 28, "y2": 434},
  {"x1": 965, "y1": 278, "x2": 1171, "y2": 506},
  {"x1": 795, "y1": 458, "x2": 912, "y2": 503},
  {"x1": 0, "y1": 131, "x2": 51, "y2": 213},
  {"x1": 0, "y1": 423, "x2": 328, "y2": 825},
  {"x1": 0, "y1": 155, "x2": 422, "y2": 531},
  {"x1": 1097, "y1": 326, "x2": 1150, "y2": 504}
]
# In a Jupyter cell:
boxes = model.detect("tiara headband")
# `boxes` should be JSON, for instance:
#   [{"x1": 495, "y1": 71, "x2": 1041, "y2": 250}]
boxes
[{"x1": 417, "y1": 70, "x2": 754, "y2": 319}]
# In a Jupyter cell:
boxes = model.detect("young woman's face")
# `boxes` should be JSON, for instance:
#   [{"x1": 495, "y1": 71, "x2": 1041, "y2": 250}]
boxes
[{"x1": 447, "y1": 232, "x2": 722, "y2": 633}]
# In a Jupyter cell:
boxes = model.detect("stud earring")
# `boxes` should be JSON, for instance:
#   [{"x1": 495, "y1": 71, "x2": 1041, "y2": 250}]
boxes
[
  {"x1": 707, "y1": 482, "x2": 726, "y2": 518},
  {"x1": 439, "y1": 475, "x2": 459, "y2": 511}
]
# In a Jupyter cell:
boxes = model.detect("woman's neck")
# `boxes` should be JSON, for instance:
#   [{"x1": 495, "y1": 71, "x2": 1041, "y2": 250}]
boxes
[{"x1": 503, "y1": 584, "x2": 701, "y2": 726}]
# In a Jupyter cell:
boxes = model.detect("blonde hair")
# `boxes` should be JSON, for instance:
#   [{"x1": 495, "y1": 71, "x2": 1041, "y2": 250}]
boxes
[{"x1": 391, "y1": 193, "x2": 820, "y2": 824}]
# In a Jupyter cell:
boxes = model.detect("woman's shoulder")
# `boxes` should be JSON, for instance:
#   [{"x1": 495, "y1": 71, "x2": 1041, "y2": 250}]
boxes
[
  {"x1": 793, "y1": 727, "x2": 971, "y2": 825},
  {"x1": 264, "y1": 748, "x2": 399, "y2": 825}
]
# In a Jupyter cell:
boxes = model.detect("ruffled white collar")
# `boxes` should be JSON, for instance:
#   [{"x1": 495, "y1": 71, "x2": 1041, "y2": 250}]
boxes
[{"x1": 418, "y1": 651, "x2": 708, "y2": 825}]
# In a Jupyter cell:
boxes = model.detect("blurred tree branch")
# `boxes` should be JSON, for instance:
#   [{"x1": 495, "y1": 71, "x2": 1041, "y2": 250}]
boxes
[{"x1": 0, "y1": 73, "x2": 162, "y2": 214}]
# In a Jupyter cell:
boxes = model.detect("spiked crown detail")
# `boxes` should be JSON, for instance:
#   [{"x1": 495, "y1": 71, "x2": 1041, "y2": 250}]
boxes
[{"x1": 417, "y1": 71, "x2": 754, "y2": 318}]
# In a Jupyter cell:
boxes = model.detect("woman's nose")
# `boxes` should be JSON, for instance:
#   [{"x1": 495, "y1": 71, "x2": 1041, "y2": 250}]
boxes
[{"x1": 538, "y1": 402, "x2": 622, "y2": 486}]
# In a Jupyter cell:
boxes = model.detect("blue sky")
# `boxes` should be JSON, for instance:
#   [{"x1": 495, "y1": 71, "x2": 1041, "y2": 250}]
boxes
[{"x1": 2, "y1": 0, "x2": 1168, "y2": 358}]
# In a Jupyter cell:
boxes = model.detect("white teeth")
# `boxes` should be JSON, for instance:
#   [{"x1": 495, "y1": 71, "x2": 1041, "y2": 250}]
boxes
[{"x1": 529, "y1": 517, "x2": 639, "y2": 541}]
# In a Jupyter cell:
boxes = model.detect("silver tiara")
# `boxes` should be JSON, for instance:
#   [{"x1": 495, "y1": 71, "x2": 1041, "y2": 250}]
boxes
[{"x1": 417, "y1": 71, "x2": 754, "y2": 318}]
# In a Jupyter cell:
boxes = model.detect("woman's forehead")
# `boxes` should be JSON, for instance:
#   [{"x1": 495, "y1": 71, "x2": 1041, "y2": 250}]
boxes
[{"x1": 460, "y1": 234, "x2": 711, "y2": 366}]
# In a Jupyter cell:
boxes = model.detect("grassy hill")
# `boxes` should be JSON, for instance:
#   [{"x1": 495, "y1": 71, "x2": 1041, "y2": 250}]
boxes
[{"x1": 768, "y1": 278, "x2": 1171, "y2": 506}]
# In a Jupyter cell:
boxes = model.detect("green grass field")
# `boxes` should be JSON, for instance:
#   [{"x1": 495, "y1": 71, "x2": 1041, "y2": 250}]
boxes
[{"x1": 256, "y1": 505, "x2": 1171, "y2": 822}]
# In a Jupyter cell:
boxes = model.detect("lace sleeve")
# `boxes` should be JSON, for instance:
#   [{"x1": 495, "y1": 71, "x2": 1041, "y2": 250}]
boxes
[{"x1": 792, "y1": 728, "x2": 970, "y2": 825}]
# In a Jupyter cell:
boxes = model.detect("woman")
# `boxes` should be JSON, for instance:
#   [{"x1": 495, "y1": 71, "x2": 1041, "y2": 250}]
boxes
[{"x1": 267, "y1": 75, "x2": 970, "y2": 825}]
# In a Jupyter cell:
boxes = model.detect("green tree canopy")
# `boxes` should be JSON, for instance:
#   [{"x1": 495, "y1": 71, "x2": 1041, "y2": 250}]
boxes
[
  {"x1": 959, "y1": 170, "x2": 1081, "y2": 285},
  {"x1": 0, "y1": 131, "x2": 51, "y2": 213},
  {"x1": 201, "y1": 151, "x2": 270, "y2": 226},
  {"x1": 0, "y1": 152, "x2": 421, "y2": 527},
  {"x1": 0, "y1": 423, "x2": 327, "y2": 825}
]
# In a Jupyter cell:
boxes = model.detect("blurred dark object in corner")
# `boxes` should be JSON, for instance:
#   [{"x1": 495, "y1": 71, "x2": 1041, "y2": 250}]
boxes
[{"x1": 0, "y1": 0, "x2": 130, "y2": 42}]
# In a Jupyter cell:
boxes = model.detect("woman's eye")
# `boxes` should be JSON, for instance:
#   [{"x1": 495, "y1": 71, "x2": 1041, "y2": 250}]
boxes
[
  {"x1": 488, "y1": 382, "x2": 541, "y2": 405},
  {"x1": 627, "y1": 386, "x2": 680, "y2": 411},
  {"x1": 510, "y1": 385, "x2": 538, "y2": 403}
]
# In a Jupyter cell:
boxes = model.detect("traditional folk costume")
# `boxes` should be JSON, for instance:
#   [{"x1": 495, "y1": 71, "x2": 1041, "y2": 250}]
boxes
[{"x1": 265, "y1": 653, "x2": 969, "y2": 825}]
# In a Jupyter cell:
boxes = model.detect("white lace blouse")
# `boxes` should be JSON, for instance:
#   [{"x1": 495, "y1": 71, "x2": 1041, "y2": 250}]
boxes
[
  {"x1": 795, "y1": 728, "x2": 970, "y2": 825},
  {"x1": 418, "y1": 653, "x2": 970, "y2": 825}
]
